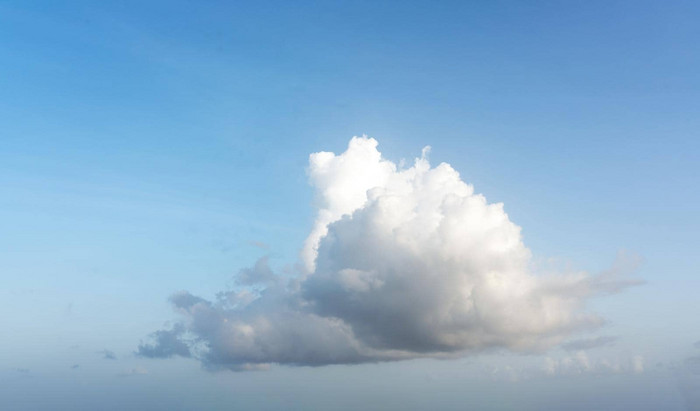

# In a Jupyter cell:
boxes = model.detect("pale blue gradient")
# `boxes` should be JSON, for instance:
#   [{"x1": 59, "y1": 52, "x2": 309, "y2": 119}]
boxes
[{"x1": 1, "y1": 1, "x2": 699, "y2": 409}]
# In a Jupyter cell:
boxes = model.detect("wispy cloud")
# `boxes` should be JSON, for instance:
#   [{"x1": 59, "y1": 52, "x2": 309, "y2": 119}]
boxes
[
  {"x1": 118, "y1": 366, "x2": 148, "y2": 377},
  {"x1": 250, "y1": 241, "x2": 270, "y2": 250},
  {"x1": 562, "y1": 336, "x2": 617, "y2": 351},
  {"x1": 100, "y1": 349, "x2": 117, "y2": 360},
  {"x1": 542, "y1": 352, "x2": 644, "y2": 377}
]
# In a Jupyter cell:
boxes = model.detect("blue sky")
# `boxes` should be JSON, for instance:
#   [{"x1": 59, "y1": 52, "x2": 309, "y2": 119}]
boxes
[{"x1": 1, "y1": 1, "x2": 699, "y2": 409}]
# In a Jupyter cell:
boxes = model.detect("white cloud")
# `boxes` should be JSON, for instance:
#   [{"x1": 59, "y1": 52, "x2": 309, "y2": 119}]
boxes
[
  {"x1": 302, "y1": 137, "x2": 398, "y2": 273},
  {"x1": 138, "y1": 136, "x2": 640, "y2": 370}
]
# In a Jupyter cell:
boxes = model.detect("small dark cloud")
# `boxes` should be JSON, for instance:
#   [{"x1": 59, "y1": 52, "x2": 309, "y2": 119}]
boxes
[
  {"x1": 100, "y1": 350, "x2": 117, "y2": 360},
  {"x1": 136, "y1": 323, "x2": 191, "y2": 358},
  {"x1": 70, "y1": 364, "x2": 80, "y2": 370},
  {"x1": 561, "y1": 336, "x2": 617, "y2": 351},
  {"x1": 170, "y1": 292, "x2": 208, "y2": 311},
  {"x1": 235, "y1": 256, "x2": 277, "y2": 286}
]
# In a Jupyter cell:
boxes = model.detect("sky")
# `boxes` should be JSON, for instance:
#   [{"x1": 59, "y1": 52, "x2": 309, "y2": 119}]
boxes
[{"x1": 1, "y1": 1, "x2": 699, "y2": 409}]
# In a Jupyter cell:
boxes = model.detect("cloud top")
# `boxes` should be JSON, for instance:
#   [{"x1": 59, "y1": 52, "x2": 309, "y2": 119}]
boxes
[{"x1": 138, "y1": 136, "x2": 638, "y2": 370}]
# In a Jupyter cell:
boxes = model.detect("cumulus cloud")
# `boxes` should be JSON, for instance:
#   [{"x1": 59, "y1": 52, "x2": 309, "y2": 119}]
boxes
[
  {"x1": 100, "y1": 349, "x2": 117, "y2": 360},
  {"x1": 138, "y1": 136, "x2": 640, "y2": 370}
]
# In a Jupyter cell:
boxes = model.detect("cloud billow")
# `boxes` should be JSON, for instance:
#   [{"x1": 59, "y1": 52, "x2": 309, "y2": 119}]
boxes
[{"x1": 138, "y1": 136, "x2": 639, "y2": 370}]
